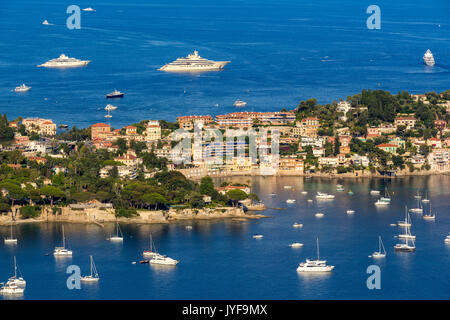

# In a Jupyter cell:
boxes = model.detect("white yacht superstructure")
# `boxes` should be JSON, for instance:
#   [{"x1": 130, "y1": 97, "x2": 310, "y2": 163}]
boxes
[
  {"x1": 149, "y1": 255, "x2": 179, "y2": 266},
  {"x1": 158, "y1": 51, "x2": 230, "y2": 72},
  {"x1": 297, "y1": 238, "x2": 334, "y2": 272},
  {"x1": 423, "y1": 49, "x2": 435, "y2": 66},
  {"x1": 14, "y1": 84, "x2": 31, "y2": 92},
  {"x1": 38, "y1": 54, "x2": 90, "y2": 68}
]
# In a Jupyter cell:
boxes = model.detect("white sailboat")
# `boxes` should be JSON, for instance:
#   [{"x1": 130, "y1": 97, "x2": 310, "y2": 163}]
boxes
[
  {"x1": 409, "y1": 197, "x2": 423, "y2": 214},
  {"x1": 394, "y1": 208, "x2": 416, "y2": 252},
  {"x1": 315, "y1": 192, "x2": 335, "y2": 200},
  {"x1": 109, "y1": 222, "x2": 124, "y2": 241},
  {"x1": 0, "y1": 283, "x2": 24, "y2": 295},
  {"x1": 6, "y1": 256, "x2": 26, "y2": 287},
  {"x1": 81, "y1": 256, "x2": 99, "y2": 282},
  {"x1": 375, "y1": 186, "x2": 391, "y2": 206},
  {"x1": 54, "y1": 225, "x2": 72, "y2": 256},
  {"x1": 421, "y1": 191, "x2": 430, "y2": 203},
  {"x1": 286, "y1": 199, "x2": 296, "y2": 204},
  {"x1": 370, "y1": 236, "x2": 386, "y2": 258},
  {"x1": 414, "y1": 191, "x2": 422, "y2": 200},
  {"x1": 423, "y1": 202, "x2": 436, "y2": 220},
  {"x1": 4, "y1": 224, "x2": 17, "y2": 244},
  {"x1": 297, "y1": 238, "x2": 334, "y2": 272},
  {"x1": 143, "y1": 233, "x2": 161, "y2": 258}
]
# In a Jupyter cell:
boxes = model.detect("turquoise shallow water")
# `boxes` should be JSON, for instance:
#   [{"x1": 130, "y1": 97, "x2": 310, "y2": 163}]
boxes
[
  {"x1": 1, "y1": 0, "x2": 450, "y2": 127},
  {"x1": 0, "y1": 175, "x2": 449, "y2": 299}
]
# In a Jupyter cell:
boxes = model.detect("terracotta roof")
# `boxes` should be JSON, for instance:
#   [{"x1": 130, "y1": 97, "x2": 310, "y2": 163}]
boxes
[{"x1": 91, "y1": 123, "x2": 110, "y2": 127}]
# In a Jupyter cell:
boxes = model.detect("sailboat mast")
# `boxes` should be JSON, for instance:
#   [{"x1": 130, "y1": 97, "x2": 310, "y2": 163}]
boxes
[
  {"x1": 62, "y1": 225, "x2": 66, "y2": 248},
  {"x1": 90, "y1": 255, "x2": 93, "y2": 277},
  {"x1": 317, "y1": 237, "x2": 320, "y2": 260},
  {"x1": 14, "y1": 256, "x2": 17, "y2": 278}
]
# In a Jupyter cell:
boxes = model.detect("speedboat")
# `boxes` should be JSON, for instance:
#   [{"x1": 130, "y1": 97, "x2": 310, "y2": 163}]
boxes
[
  {"x1": 253, "y1": 234, "x2": 263, "y2": 239},
  {"x1": 104, "y1": 104, "x2": 118, "y2": 111},
  {"x1": 315, "y1": 213, "x2": 324, "y2": 218},
  {"x1": 149, "y1": 255, "x2": 178, "y2": 266},
  {"x1": 370, "y1": 190, "x2": 380, "y2": 196},
  {"x1": 290, "y1": 243, "x2": 304, "y2": 248},
  {"x1": 315, "y1": 192, "x2": 335, "y2": 200},
  {"x1": 286, "y1": 199, "x2": 296, "y2": 204},
  {"x1": 233, "y1": 99, "x2": 247, "y2": 107},
  {"x1": 346, "y1": 210, "x2": 355, "y2": 214},
  {"x1": 293, "y1": 223, "x2": 303, "y2": 228},
  {"x1": 82, "y1": 7, "x2": 96, "y2": 11},
  {"x1": 445, "y1": 234, "x2": 450, "y2": 244},
  {"x1": 14, "y1": 84, "x2": 31, "y2": 92}
]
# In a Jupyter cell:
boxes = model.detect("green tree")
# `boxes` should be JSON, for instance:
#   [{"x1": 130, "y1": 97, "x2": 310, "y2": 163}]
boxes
[
  {"x1": 226, "y1": 189, "x2": 248, "y2": 207},
  {"x1": 40, "y1": 185, "x2": 65, "y2": 206}
]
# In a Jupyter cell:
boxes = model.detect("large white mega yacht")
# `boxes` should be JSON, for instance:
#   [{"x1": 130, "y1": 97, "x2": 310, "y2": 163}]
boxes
[
  {"x1": 423, "y1": 49, "x2": 435, "y2": 66},
  {"x1": 37, "y1": 54, "x2": 90, "y2": 68},
  {"x1": 158, "y1": 51, "x2": 230, "y2": 72}
]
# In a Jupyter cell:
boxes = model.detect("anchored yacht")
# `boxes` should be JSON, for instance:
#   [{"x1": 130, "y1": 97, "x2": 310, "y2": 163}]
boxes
[
  {"x1": 38, "y1": 54, "x2": 90, "y2": 68},
  {"x1": 105, "y1": 104, "x2": 118, "y2": 111},
  {"x1": 315, "y1": 192, "x2": 335, "y2": 200},
  {"x1": 6, "y1": 257, "x2": 26, "y2": 287},
  {"x1": 14, "y1": 84, "x2": 31, "y2": 92},
  {"x1": 83, "y1": 7, "x2": 96, "y2": 12},
  {"x1": 423, "y1": 49, "x2": 435, "y2": 66},
  {"x1": 297, "y1": 238, "x2": 334, "y2": 272},
  {"x1": 158, "y1": 51, "x2": 230, "y2": 72},
  {"x1": 106, "y1": 90, "x2": 124, "y2": 99},
  {"x1": 233, "y1": 99, "x2": 247, "y2": 107},
  {"x1": 80, "y1": 256, "x2": 99, "y2": 282},
  {"x1": 54, "y1": 226, "x2": 72, "y2": 256},
  {"x1": 149, "y1": 255, "x2": 178, "y2": 266}
]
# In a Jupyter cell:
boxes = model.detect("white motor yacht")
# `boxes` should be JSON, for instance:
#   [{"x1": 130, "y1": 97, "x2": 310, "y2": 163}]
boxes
[{"x1": 297, "y1": 238, "x2": 334, "y2": 272}]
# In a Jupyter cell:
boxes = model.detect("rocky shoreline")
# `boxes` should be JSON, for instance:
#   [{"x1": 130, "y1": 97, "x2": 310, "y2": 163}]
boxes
[{"x1": 0, "y1": 206, "x2": 268, "y2": 226}]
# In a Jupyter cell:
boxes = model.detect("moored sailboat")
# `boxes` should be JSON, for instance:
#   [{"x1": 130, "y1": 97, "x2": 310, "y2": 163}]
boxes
[{"x1": 80, "y1": 256, "x2": 99, "y2": 282}]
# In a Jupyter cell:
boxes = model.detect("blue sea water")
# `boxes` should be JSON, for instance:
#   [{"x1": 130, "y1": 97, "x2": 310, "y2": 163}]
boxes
[
  {"x1": 0, "y1": 175, "x2": 449, "y2": 300},
  {"x1": 0, "y1": 0, "x2": 450, "y2": 128}
]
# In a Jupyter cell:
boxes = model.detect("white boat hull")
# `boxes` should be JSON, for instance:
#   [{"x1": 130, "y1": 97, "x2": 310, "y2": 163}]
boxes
[{"x1": 297, "y1": 266, "x2": 334, "y2": 272}]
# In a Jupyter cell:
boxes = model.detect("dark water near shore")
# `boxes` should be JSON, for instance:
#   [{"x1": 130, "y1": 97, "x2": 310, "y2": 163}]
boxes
[
  {"x1": 1, "y1": 175, "x2": 449, "y2": 299},
  {"x1": 1, "y1": 0, "x2": 450, "y2": 128}
]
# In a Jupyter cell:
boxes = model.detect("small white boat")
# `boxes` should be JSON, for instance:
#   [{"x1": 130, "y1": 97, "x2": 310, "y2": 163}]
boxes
[
  {"x1": 104, "y1": 104, "x2": 118, "y2": 111},
  {"x1": 336, "y1": 184, "x2": 344, "y2": 191},
  {"x1": 149, "y1": 255, "x2": 178, "y2": 266},
  {"x1": 398, "y1": 234, "x2": 416, "y2": 240},
  {"x1": 4, "y1": 224, "x2": 17, "y2": 244},
  {"x1": 315, "y1": 213, "x2": 324, "y2": 218},
  {"x1": 394, "y1": 208, "x2": 416, "y2": 252},
  {"x1": 54, "y1": 226, "x2": 73, "y2": 256},
  {"x1": 270, "y1": 193, "x2": 277, "y2": 197},
  {"x1": 374, "y1": 199, "x2": 389, "y2": 206},
  {"x1": 290, "y1": 243, "x2": 304, "y2": 248},
  {"x1": 301, "y1": 191, "x2": 308, "y2": 195},
  {"x1": 307, "y1": 199, "x2": 313, "y2": 203},
  {"x1": 80, "y1": 256, "x2": 99, "y2": 282},
  {"x1": 108, "y1": 222, "x2": 124, "y2": 242},
  {"x1": 233, "y1": 99, "x2": 247, "y2": 107},
  {"x1": 82, "y1": 7, "x2": 96, "y2": 12},
  {"x1": 292, "y1": 223, "x2": 303, "y2": 228},
  {"x1": 423, "y1": 202, "x2": 435, "y2": 220},
  {"x1": 253, "y1": 234, "x2": 263, "y2": 239},
  {"x1": 346, "y1": 210, "x2": 355, "y2": 215},
  {"x1": 390, "y1": 224, "x2": 397, "y2": 227},
  {"x1": 421, "y1": 191, "x2": 430, "y2": 203},
  {"x1": 283, "y1": 186, "x2": 292, "y2": 189},
  {"x1": 370, "y1": 190, "x2": 380, "y2": 196},
  {"x1": 185, "y1": 225, "x2": 193, "y2": 230},
  {"x1": 286, "y1": 199, "x2": 296, "y2": 204},
  {"x1": 104, "y1": 114, "x2": 112, "y2": 118},
  {"x1": 409, "y1": 197, "x2": 423, "y2": 214},
  {"x1": 315, "y1": 192, "x2": 335, "y2": 200},
  {"x1": 42, "y1": 20, "x2": 50, "y2": 25},
  {"x1": 297, "y1": 238, "x2": 334, "y2": 272},
  {"x1": 445, "y1": 234, "x2": 450, "y2": 243},
  {"x1": 370, "y1": 236, "x2": 386, "y2": 258},
  {"x1": 413, "y1": 191, "x2": 422, "y2": 200},
  {"x1": 15, "y1": 84, "x2": 31, "y2": 92}
]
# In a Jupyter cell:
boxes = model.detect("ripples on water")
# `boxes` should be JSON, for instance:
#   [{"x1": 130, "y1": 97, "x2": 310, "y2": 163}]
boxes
[{"x1": 0, "y1": 176, "x2": 449, "y2": 299}]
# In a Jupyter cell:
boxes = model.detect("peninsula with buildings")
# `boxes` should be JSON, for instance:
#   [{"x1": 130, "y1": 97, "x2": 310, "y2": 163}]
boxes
[{"x1": 0, "y1": 89, "x2": 449, "y2": 223}]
